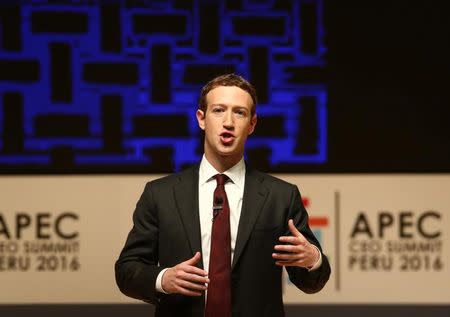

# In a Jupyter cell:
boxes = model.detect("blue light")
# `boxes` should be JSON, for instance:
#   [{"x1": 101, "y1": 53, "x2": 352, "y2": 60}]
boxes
[{"x1": 0, "y1": 0, "x2": 327, "y2": 172}]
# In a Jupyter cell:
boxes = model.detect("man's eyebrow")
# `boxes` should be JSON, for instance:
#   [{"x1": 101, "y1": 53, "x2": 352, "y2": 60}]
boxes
[{"x1": 210, "y1": 103, "x2": 248, "y2": 108}]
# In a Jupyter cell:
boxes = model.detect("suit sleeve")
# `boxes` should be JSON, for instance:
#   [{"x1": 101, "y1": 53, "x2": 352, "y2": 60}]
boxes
[
  {"x1": 285, "y1": 184, "x2": 331, "y2": 294},
  {"x1": 115, "y1": 182, "x2": 164, "y2": 304}
]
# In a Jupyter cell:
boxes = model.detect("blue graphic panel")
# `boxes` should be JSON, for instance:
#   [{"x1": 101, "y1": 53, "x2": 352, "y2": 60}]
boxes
[{"x1": 0, "y1": 0, "x2": 326, "y2": 172}]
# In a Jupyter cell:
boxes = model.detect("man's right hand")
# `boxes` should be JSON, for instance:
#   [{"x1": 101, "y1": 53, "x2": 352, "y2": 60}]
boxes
[{"x1": 161, "y1": 252, "x2": 209, "y2": 296}]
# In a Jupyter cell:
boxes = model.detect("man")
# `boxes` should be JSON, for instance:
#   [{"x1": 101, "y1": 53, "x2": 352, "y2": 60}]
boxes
[{"x1": 115, "y1": 74, "x2": 331, "y2": 316}]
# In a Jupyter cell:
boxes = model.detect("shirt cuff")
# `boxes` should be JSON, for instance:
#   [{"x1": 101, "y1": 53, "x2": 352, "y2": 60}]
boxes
[
  {"x1": 155, "y1": 268, "x2": 170, "y2": 294},
  {"x1": 308, "y1": 245, "x2": 323, "y2": 272}
]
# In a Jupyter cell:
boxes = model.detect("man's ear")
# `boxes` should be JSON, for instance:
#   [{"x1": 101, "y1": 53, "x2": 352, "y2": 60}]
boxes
[
  {"x1": 248, "y1": 114, "x2": 257, "y2": 135},
  {"x1": 196, "y1": 109, "x2": 205, "y2": 130}
]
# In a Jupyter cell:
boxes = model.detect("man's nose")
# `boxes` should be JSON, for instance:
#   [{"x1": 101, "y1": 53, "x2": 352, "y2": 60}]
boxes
[{"x1": 223, "y1": 111, "x2": 234, "y2": 128}]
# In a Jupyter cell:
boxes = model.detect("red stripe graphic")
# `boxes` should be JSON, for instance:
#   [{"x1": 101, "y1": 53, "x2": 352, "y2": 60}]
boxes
[
  {"x1": 302, "y1": 197, "x2": 310, "y2": 208},
  {"x1": 309, "y1": 217, "x2": 328, "y2": 227}
]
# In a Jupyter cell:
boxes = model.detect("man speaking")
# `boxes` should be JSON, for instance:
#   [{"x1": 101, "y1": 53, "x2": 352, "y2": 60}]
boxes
[{"x1": 115, "y1": 74, "x2": 331, "y2": 316}]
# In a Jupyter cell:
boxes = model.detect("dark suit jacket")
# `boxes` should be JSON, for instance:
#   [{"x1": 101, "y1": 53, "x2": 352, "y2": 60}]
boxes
[{"x1": 115, "y1": 164, "x2": 331, "y2": 317}]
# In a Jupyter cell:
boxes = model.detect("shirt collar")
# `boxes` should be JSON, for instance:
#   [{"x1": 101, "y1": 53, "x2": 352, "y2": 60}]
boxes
[{"x1": 199, "y1": 155, "x2": 245, "y2": 189}]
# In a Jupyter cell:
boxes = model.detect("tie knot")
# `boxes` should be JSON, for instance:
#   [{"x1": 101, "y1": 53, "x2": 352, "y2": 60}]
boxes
[{"x1": 215, "y1": 174, "x2": 229, "y2": 185}]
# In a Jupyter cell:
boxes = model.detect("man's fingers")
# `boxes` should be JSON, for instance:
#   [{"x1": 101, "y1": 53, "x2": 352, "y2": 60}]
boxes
[
  {"x1": 176, "y1": 279, "x2": 208, "y2": 292},
  {"x1": 278, "y1": 235, "x2": 303, "y2": 245},
  {"x1": 181, "y1": 252, "x2": 208, "y2": 276},
  {"x1": 162, "y1": 252, "x2": 210, "y2": 296},
  {"x1": 176, "y1": 286, "x2": 203, "y2": 297},
  {"x1": 273, "y1": 256, "x2": 309, "y2": 267},
  {"x1": 275, "y1": 260, "x2": 304, "y2": 267},
  {"x1": 288, "y1": 219, "x2": 306, "y2": 240},
  {"x1": 274, "y1": 244, "x2": 301, "y2": 253},
  {"x1": 272, "y1": 252, "x2": 302, "y2": 261},
  {"x1": 176, "y1": 271, "x2": 210, "y2": 284},
  {"x1": 272, "y1": 222, "x2": 319, "y2": 269},
  {"x1": 184, "y1": 251, "x2": 202, "y2": 266},
  {"x1": 183, "y1": 264, "x2": 208, "y2": 277}
]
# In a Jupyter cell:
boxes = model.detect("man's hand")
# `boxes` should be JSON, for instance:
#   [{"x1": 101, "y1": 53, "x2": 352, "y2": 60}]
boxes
[
  {"x1": 272, "y1": 219, "x2": 320, "y2": 268},
  {"x1": 161, "y1": 252, "x2": 209, "y2": 296}
]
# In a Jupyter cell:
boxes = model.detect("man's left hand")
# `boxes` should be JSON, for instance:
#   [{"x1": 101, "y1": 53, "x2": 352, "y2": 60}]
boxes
[{"x1": 272, "y1": 219, "x2": 320, "y2": 268}]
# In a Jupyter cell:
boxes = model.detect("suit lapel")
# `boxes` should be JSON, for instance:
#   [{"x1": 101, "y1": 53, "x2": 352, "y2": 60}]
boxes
[
  {"x1": 232, "y1": 166, "x2": 268, "y2": 269},
  {"x1": 173, "y1": 165, "x2": 203, "y2": 267}
]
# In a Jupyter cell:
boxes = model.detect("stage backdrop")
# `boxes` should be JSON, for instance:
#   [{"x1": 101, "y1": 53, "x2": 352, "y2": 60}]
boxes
[{"x1": 0, "y1": 174, "x2": 448, "y2": 304}]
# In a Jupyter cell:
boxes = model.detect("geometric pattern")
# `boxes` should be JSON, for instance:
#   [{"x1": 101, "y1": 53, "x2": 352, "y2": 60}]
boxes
[{"x1": 0, "y1": 0, "x2": 326, "y2": 173}]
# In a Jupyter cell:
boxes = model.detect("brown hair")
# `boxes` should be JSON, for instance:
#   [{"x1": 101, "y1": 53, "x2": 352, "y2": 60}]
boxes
[{"x1": 198, "y1": 74, "x2": 257, "y2": 115}]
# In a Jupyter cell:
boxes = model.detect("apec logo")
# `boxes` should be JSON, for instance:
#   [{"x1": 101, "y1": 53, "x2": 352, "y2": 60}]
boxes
[
  {"x1": 0, "y1": 211, "x2": 81, "y2": 272},
  {"x1": 347, "y1": 210, "x2": 443, "y2": 272}
]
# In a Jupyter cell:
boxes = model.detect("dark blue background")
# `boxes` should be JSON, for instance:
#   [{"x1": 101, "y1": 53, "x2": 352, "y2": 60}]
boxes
[{"x1": 1, "y1": 0, "x2": 449, "y2": 174}]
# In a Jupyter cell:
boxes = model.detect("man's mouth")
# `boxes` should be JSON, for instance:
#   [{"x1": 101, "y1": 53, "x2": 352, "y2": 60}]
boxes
[{"x1": 220, "y1": 132, "x2": 235, "y2": 144}]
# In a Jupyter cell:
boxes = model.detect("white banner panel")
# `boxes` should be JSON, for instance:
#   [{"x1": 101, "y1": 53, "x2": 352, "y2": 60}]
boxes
[
  {"x1": 0, "y1": 175, "x2": 149, "y2": 304},
  {"x1": 282, "y1": 174, "x2": 449, "y2": 304},
  {"x1": 0, "y1": 174, "x2": 448, "y2": 304}
]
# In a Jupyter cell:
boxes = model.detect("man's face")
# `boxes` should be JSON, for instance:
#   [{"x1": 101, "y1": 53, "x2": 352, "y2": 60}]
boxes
[{"x1": 196, "y1": 85, "x2": 257, "y2": 162}]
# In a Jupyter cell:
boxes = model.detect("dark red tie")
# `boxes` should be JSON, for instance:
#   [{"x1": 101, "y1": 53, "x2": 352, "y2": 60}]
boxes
[{"x1": 205, "y1": 174, "x2": 232, "y2": 317}]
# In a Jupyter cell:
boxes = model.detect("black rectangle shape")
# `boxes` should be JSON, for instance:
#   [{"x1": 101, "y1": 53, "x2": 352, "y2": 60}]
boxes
[
  {"x1": 1, "y1": 6, "x2": 22, "y2": 51},
  {"x1": 101, "y1": 5, "x2": 121, "y2": 52},
  {"x1": 247, "y1": 147, "x2": 271, "y2": 171},
  {"x1": 199, "y1": 3, "x2": 219, "y2": 54},
  {"x1": 173, "y1": 0, "x2": 194, "y2": 10},
  {"x1": 286, "y1": 66, "x2": 326, "y2": 84},
  {"x1": 295, "y1": 96, "x2": 318, "y2": 154},
  {"x1": 274, "y1": 53, "x2": 294, "y2": 62},
  {"x1": 35, "y1": 115, "x2": 90, "y2": 137},
  {"x1": 273, "y1": 0, "x2": 292, "y2": 11},
  {"x1": 0, "y1": 60, "x2": 39, "y2": 82},
  {"x1": 143, "y1": 147, "x2": 174, "y2": 172},
  {"x1": 226, "y1": 0, "x2": 242, "y2": 10},
  {"x1": 133, "y1": 14, "x2": 186, "y2": 34},
  {"x1": 183, "y1": 64, "x2": 235, "y2": 84},
  {"x1": 101, "y1": 95, "x2": 122, "y2": 153},
  {"x1": 51, "y1": 146, "x2": 75, "y2": 169},
  {"x1": 300, "y1": 2, "x2": 318, "y2": 53},
  {"x1": 2, "y1": 92, "x2": 24, "y2": 153},
  {"x1": 252, "y1": 116, "x2": 285, "y2": 137},
  {"x1": 133, "y1": 115, "x2": 188, "y2": 137},
  {"x1": 32, "y1": 11, "x2": 88, "y2": 33},
  {"x1": 50, "y1": 43, "x2": 72, "y2": 102},
  {"x1": 233, "y1": 16, "x2": 285, "y2": 36},
  {"x1": 151, "y1": 45, "x2": 171, "y2": 103},
  {"x1": 249, "y1": 47, "x2": 268, "y2": 102},
  {"x1": 83, "y1": 63, "x2": 138, "y2": 85}
]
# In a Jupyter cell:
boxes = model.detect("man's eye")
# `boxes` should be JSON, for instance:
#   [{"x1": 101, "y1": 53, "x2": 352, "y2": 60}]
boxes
[{"x1": 213, "y1": 108, "x2": 223, "y2": 112}]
